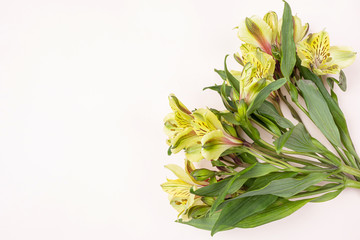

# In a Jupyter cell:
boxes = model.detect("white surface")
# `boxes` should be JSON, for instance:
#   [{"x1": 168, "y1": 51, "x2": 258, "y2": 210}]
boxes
[{"x1": 0, "y1": 0, "x2": 360, "y2": 239}]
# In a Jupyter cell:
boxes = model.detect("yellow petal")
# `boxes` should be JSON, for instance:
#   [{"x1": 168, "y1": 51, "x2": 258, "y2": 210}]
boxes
[
  {"x1": 185, "y1": 143, "x2": 204, "y2": 163},
  {"x1": 192, "y1": 109, "x2": 224, "y2": 136},
  {"x1": 171, "y1": 128, "x2": 199, "y2": 154},
  {"x1": 328, "y1": 46, "x2": 356, "y2": 70},
  {"x1": 201, "y1": 130, "x2": 242, "y2": 161},
  {"x1": 168, "y1": 94, "x2": 193, "y2": 128},
  {"x1": 164, "y1": 164, "x2": 195, "y2": 185},
  {"x1": 238, "y1": 16, "x2": 273, "y2": 54},
  {"x1": 263, "y1": 11, "x2": 279, "y2": 44},
  {"x1": 161, "y1": 179, "x2": 192, "y2": 197},
  {"x1": 293, "y1": 15, "x2": 309, "y2": 43}
]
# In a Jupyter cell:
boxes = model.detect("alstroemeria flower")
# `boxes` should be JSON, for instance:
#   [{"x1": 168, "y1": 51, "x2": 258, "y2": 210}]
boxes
[
  {"x1": 161, "y1": 161, "x2": 207, "y2": 221},
  {"x1": 164, "y1": 96, "x2": 244, "y2": 162},
  {"x1": 233, "y1": 47, "x2": 275, "y2": 104},
  {"x1": 237, "y1": 16, "x2": 274, "y2": 55},
  {"x1": 263, "y1": 11, "x2": 279, "y2": 45},
  {"x1": 201, "y1": 129, "x2": 243, "y2": 161},
  {"x1": 240, "y1": 45, "x2": 276, "y2": 80},
  {"x1": 297, "y1": 31, "x2": 356, "y2": 75},
  {"x1": 164, "y1": 95, "x2": 201, "y2": 158},
  {"x1": 192, "y1": 109, "x2": 243, "y2": 161}
]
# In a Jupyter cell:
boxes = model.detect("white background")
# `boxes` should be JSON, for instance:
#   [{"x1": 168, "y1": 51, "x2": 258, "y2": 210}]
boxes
[{"x1": 0, "y1": 0, "x2": 360, "y2": 239}]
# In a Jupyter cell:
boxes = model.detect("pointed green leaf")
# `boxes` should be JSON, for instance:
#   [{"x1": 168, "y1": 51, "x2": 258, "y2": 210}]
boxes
[
  {"x1": 176, "y1": 212, "x2": 222, "y2": 231},
  {"x1": 248, "y1": 172, "x2": 298, "y2": 191},
  {"x1": 296, "y1": 58, "x2": 359, "y2": 162},
  {"x1": 224, "y1": 55, "x2": 240, "y2": 94},
  {"x1": 203, "y1": 84, "x2": 232, "y2": 96},
  {"x1": 230, "y1": 172, "x2": 329, "y2": 199},
  {"x1": 257, "y1": 101, "x2": 294, "y2": 128},
  {"x1": 339, "y1": 70, "x2": 347, "y2": 91},
  {"x1": 283, "y1": 123, "x2": 318, "y2": 152},
  {"x1": 311, "y1": 189, "x2": 343, "y2": 203},
  {"x1": 280, "y1": 1, "x2": 296, "y2": 80},
  {"x1": 235, "y1": 198, "x2": 311, "y2": 228},
  {"x1": 298, "y1": 80, "x2": 341, "y2": 146},
  {"x1": 214, "y1": 69, "x2": 227, "y2": 80},
  {"x1": 274, "y1": 127, "x2": 294, "y2": 153},
  {"x1": 254, "y1": 113, "x2": 282, "y2": 136},
  {"x1": 211, "y1": 195, "x2": 278, "y2": 235}
]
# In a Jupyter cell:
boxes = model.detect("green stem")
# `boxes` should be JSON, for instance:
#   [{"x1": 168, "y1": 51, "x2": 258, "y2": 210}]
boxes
[
  {"x1": 341, "y1": 165, "x2": 360, "y2": 178},
  {"x1": 345, "y1": 179, "x2": 360, "y2": 189},
  {"x1": 254, "y1": 143, "x2": 332, "y2": 168}
]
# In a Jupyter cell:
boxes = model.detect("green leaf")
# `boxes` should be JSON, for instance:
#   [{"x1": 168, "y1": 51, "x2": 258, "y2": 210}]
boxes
[
  {"x1": 257, "y1": 101, "x2": 294, "y2": 129},
  {"x1": 239, "y1": 163, "x2": 280, "y2": 179},
  {"x1": 284, "y1": 123, "x2": 319, "y2": 153},
  {"x1": 221, "y1": 112, "x2": 240, "y2": 125},
  {"x1": 331, "y1": 89, "x2": 338, "y2": 103},
  {"x1": 289, "y1": 82, "x2": 298, "y2": 102},
  {"x1": 224, "y1": 55, "x2": 240, "y2": 94},
  {"x1": 247, "y1": 78, "x2": 287, "y2": 115},
  {"x1": 248, "y1": 172, "x2": 298, "y2": 191},
  {"x1": 230, "y1": 172, "x2": 329, "y2": 199},
  {"x1": 208, "y1": 163, "x2": 279, "y2": 215},
  {"x1": 274, "y1": 127, "x2": 294, "y2": 153},
  {"x1": 220, "y1": 81, "x2": 236, "y2": 111},
  {"x1": 296, "y1": 58, "x2": 359, "y2": 162},
  {"x1": 280, "y1": 1, "x2": 296, "y2": 80},
  {"x1": 177, "y1": 212, "x2": 223, "y2": 231},
  {"x1": 192, "y1": 174, "x2": 248, "y2": 198},
  {"x1": 211, "y1": 195, "x2": 278, "y2": 235},
  {"x1": 240, "y1": 152, "x2": 257, "y2": 164},
  {"x1": 311, "y1": 189, "x2": 343, "y2": 203},
  {"x1": 297, "y1": 80, "x2": 342, "y2": 146},
  {"x1": 214, "y1": 69, "x2": 227, "y2": 80},
  {"x1": 235, "y1": 198, "x2": 311, "y2": 228},
  {"x1": 167, "y1": 145, "x2": 172, "y2": 156},
  {"x1": 209, "y1": 166, "x2": 254, "y2": 215},
  {"x1": 339, "y1": 70, "x2": 347, "y2": 91},
  {"x1": 253, "y1": 113, "x2": 282, "y2": 136},
  {"x1": 191, "y1": 178, "x2": 229, "y2": 197},
  {"x1": 326, "y1": 77, "x2": 337, "y2": 90},
  {"x1": 203, "y1": 84, "x2": 232, "y2": 96}
]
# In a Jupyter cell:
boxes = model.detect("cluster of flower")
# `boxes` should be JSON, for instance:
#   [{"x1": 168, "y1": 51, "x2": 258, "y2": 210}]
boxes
[{"x1": 160, "y1": 2, "x2": 358, "y2": 234}]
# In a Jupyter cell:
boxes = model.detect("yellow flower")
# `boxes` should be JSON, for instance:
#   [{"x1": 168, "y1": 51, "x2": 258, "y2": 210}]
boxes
[
  {"x1": 263, "y1": 11, "x2": 279, "y2": 45},
  {"x1": 164, "y1": 96, "x2": 243, "y2": 162},
  {"x1": 192, "y1": 109, "x2": 243, "y2": 160},
  {"x1": 164, "y1": 95, "x2": 202, "y2": 160},
  {"x1": 234, "y1": 47, "x2": 275, "y2": 104},
  {"x1": 161, "y1": 160, "x2": 207, "y2": 221},
  {"x1": 240, "y1": 45, "x2": 276, "y2": 80},
  {"x1": 237, "y1": 16, "x2": 274, "y2": 55},
  {"x1": 297, "y1": 31, "x2": 356, "y2": 75}
]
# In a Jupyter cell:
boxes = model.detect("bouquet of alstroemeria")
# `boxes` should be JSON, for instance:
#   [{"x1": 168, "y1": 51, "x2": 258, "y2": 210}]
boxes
[{"x1": 161, "y1": 1, "x2": 359, "y2": 235}]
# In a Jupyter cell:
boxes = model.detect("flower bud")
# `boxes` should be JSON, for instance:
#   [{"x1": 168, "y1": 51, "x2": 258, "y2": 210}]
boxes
[
  {"x1": 188, "y1": 205, "x2": 210, "y2": 219},
  {"x1": 237, "y1": 99, "x2": 248, "y2": 123},
  {"x1": 201, "y1": 197, "x2": 215, "y2": 206},
  {"x1": 263, "y1": 11, "x2": 279, "y2": 44},
  {"x1": 191, "y1": 168, "x2": 215, "y2": 181}
]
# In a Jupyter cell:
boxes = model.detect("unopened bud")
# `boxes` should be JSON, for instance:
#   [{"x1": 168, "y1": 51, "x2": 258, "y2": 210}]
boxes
[
  {"x1": 201, "y1": 197, "x2": 215, "y2": 206},
  {"x1": 191, "y1": 168, "x2": 215, "y2": 181},
  {"x1": 188, "y1": 205, "x2": 210, "y2": 219}
]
